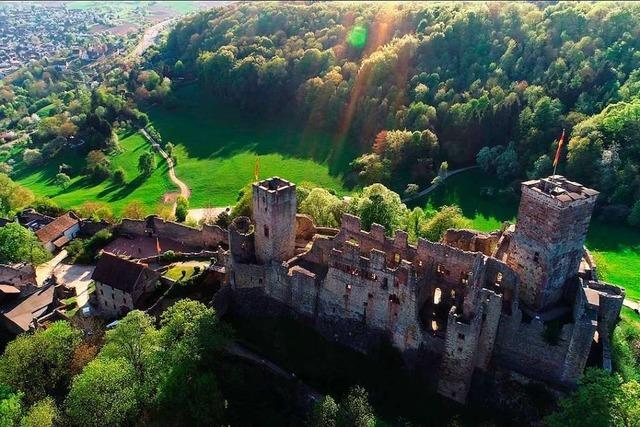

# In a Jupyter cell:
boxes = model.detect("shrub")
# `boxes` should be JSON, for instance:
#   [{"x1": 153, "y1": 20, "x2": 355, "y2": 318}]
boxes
[
  {"x1": 113, "y1": 167, "x2": 126, "y2": 185},
  {"x1": 175, "y1": 196, "x2": 189, "y2": 222}
]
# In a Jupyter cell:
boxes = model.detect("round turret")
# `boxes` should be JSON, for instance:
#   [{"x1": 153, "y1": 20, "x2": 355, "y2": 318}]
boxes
[{"x1": 229, "y1": 216, "x2": 255, "y2": 264}]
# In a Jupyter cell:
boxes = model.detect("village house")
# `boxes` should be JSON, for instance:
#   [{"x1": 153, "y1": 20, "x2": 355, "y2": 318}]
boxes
[
  {"x1": 35, "y1": 212, "x2": 80, "y2": 252},
  {"x1": 92, "y1": 252, "x2": 160, "y2": 317},
  {"x1": 0, "y1": 284, "x2": 55, "y2": 334}
]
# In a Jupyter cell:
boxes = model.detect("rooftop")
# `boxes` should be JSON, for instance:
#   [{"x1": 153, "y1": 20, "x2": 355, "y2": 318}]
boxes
[
  {"x1": 92, "y1": 252, "x2": 158, "y2": 293},
  {"x1": 35, "y1": 212, "x2": 79, "y2": 244},
  {"x1": 0, "y1": 284, "x2": 54, "y2": 332},
  {"x1": 522, "y1": 175, "x2": 599, "y2": 203}
]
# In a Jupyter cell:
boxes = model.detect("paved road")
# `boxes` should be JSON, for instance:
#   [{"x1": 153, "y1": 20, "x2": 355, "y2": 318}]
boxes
[
  {"x1": 402, "y1": 166, "x2": 479, "y2": 203},
  {"x1": 129, "y1": 18, "x2": 176, "y2": 60},
  {"x1": 36, "y1": 250, "x2": 67, "y2": 286},
  {"x1": 139, "y1": 128, "x2": 191, "y2": 200},
  {"x1": 53, "y1": 264, "x2": 95, "y2": 308}
]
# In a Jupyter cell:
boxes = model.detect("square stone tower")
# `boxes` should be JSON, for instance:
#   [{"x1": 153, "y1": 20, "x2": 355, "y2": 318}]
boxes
[
  {"x1": 252, "y1": 177, "x2": 297, "y2": 264},
  {"x1": 506, "y1": 176, "x2": 599, "y2": 310}
]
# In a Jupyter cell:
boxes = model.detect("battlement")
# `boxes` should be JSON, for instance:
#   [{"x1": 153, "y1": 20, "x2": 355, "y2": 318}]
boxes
[
  {"x1": 254, "y1": 176, "x2": 296, "y2": 195},
  {"x1": 521, "y1": 175, "x2": 599, "y2": 208}
]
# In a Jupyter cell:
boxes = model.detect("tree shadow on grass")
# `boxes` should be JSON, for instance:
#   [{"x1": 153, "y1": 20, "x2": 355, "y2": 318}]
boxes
[
  {"x1": 145, "y1": 83, "x2": 359, "y2": 180},
  {"x1": 106, "y1": 174, "x2": 147, "y2": 202},
  {"x1": 408, "y1": 169, "x2": 518, "y2": 225},
  {"x1": 586, "y1": 221, "x2": 640, "y2": 253}
]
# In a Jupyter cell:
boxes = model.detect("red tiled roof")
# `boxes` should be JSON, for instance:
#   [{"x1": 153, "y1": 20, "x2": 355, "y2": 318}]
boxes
[{"x1": 35, "y1": 212, "x2": 78, "y2": 244}]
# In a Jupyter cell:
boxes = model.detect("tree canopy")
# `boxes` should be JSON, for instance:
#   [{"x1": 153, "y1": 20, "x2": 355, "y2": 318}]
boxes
[{"x1": 155, "y1": 2, "x2": 640, "y2": 224}]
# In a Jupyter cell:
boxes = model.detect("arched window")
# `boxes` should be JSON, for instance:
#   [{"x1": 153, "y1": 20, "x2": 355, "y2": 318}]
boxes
[
  {"x1": 264, "y1": 225, "x2": 269, "y2": 238},
  {"x1": 433, "y1": 288, "x2": 442, "y2": 305}
]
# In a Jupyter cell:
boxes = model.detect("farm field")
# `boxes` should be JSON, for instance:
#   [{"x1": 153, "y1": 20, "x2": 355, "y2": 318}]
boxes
[
  {"x1": 12, "y1": 132, "x2": 174, "y2": 214},
  {"x1": 145, "y1": 84, "x2": 353, "y2": 208},
  {"x1": 411, "y1": 168, "x2": 640, "y2": 299}
]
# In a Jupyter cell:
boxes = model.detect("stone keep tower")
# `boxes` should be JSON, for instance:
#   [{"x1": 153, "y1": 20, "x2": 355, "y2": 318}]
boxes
[
  {"x1": 507, "y1": 176, "x2": 599, "y2": 310},
  {"x1": 252, "y1": 177, "x2": 296, "y2": 264}
]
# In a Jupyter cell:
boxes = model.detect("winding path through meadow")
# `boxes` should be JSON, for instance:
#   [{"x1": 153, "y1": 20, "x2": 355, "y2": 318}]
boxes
[{"x1": 139, "y1": 128, "x2": 191, "y2": 202}]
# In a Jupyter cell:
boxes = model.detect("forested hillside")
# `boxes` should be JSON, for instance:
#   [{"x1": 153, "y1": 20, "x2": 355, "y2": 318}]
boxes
[{"x1": 154, "y1": 2, "x2": 640, "y2": 226}]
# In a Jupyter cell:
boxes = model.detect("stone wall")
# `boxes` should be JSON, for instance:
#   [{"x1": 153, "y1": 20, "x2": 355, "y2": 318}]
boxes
[
  {"x1": 79, "y1": 220, "x2": 111, "y2": 237},
  {"x1": 220, "y1": 176, "x2": 625, "y2": 404},
  {"x1": 442, "y1": 229, "x2": 500, "y2": 256},
  {"x1": 119, "y1": 216, "x2": 228, "y2": 248}
]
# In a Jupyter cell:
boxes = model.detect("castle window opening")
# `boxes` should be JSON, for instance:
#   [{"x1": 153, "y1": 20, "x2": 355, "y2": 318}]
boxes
[
  {"x1": 534, "y1": 252, "x2": 539, "y2": 263},
  {"x1": 431, "y1": 320, "x2": 438, "y2": 331},
  {"x1": 394, "y1": 253, "x2": 401, "y2": 263},
  {"x1": 496, "y1": 272, "x2": 503, "y2": 284},
  {"x1": 258, "y1": 278, "x2": 263, "y2": 284},
  {"x1": 461, "y1": 272, "x2": 469, "y2": 285},
  {"x1": 436, "y1": 263, "x2": 444, "y2": 274},
  {"x1": 458, "y1": 347, "x2": 463, "y2": 352},
  {"x1": 346, "y1": 284, "x2": 352, "y2": 292},
  {"x1": 382, "y1": 277, "x2": 388, "y2": 290},
  {"x1": 451, "y1": 289, "x2": 456, "y2": 300},
  {"x1": 418, "y1": 260, "x2": 423, "y2": 267},
  {"x1": 433, "y1": 288, "x2": 442, "y2": 305},
  {"x1": 458, "y1": 333, "x2": 465, "y2": 340},
  {"x1": 368, "y1": 293, "x2": 373, "y2": 299},
  {"x1": 264, "y1": 225, "x2": 269, "y2": 238}
]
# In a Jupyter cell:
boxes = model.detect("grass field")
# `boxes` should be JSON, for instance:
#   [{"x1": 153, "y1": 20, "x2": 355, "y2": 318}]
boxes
[
  {"x1": 35, "y1": 103, "x2": 55, "y2": 118},
  {"x1": 12, "y1": 132, "x2": 175, "y2": 214},
  {"x1": 145, "y1": 84, "x2": 353, "y2": 208},
  {"x1": 164, "y1": 261, "x2": 209, "y2": 281},
  {"x1": 411, "y1": 168, "x2": 640, "y2": 298}
]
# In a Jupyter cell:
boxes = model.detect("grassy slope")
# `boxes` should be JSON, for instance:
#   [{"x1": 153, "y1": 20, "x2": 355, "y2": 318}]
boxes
[
  {"x1": 145, "y1": 84, "x2": 352, "y2": 208},
  {"x1": 13, "y1": 132, "x2": 174, "y2": 214},
  {"x1": 410, "y1": 168, "x2": 640, "y2": 298}
]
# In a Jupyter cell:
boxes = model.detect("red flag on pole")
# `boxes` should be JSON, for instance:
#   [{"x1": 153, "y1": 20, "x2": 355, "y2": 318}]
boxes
[{"x1": 553, "y1": 129, "x2": 565, "y2": 172}]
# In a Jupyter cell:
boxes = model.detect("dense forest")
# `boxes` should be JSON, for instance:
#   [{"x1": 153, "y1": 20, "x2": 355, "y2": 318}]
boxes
[{"x1": 153, "y1": 1, "x2": 640, "y2": 226}]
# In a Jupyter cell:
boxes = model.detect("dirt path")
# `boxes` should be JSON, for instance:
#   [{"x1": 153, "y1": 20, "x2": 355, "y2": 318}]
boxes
[
  {"x1": 225, "y1": 342, "x2": 323, "y2": 402},
  {"x1": 402, "y1": 166, "x2": 479, "y2": 203},
  {"x1": 139, "y1": 128, "x2": 191, "y2": 201},
  {"x1": 36, "y1": 250, "x2": 67, "y2": 286}
]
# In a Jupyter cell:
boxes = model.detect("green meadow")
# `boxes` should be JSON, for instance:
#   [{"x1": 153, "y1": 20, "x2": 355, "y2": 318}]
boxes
[
  {"x1": 12, "y1": 132, "x2": 174, "y2": 214},
  {"x1": 411, "y1": 168, "x2": 640, "y2": 299},
  {"x1": 146, "y1": 84, "x2": 353, "y2": 208}
]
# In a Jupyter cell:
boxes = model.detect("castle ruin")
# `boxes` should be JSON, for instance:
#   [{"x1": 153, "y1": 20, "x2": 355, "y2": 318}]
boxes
[{"x1": 222, "y1": 176, "x2": 624, "y2": 403}]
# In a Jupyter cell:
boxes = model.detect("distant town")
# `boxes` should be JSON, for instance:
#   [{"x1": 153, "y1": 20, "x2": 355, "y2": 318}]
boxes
[{"x1": 0, "y1": 3, "x2": 111, "y2": 78}]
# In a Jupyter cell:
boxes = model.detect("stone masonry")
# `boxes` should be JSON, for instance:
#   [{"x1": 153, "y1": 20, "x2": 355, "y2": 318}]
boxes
[{"x1": 222, "y1": 176, "x2": 624, "y2": 404}]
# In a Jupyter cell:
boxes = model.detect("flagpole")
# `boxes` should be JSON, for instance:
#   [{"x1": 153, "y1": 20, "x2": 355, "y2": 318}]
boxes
[{"x1": 552, "y1": 129, "x2": 565, "y2": 177}]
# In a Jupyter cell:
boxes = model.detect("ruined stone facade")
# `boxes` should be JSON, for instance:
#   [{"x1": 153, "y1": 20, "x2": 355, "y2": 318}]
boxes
[{"x1": 224, "y1": 176, "x2": 624, "y2": 403}]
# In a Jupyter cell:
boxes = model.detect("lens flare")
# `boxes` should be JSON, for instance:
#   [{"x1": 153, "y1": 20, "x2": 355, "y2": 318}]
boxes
[{"x1": 347, "y1": 25, "x2": 367, "y2": 48}]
